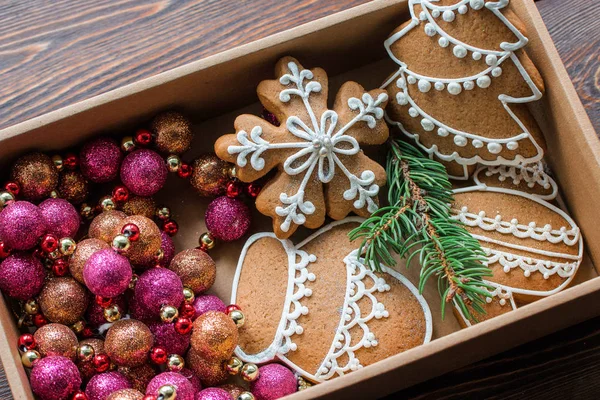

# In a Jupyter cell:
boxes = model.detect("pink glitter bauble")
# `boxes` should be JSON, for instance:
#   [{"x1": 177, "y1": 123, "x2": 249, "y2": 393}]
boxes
[
  {"x1": 129, "y1": 294, "x2": 156, "y2": 323},
  {"x1": 38, "y1": 198, "x2": 81, "y2": 239},
  {"x1": 148, "y1": 322, "x2": 191, "y2": 356},
  {"x1": 80, "y1": 137, "x2": 124, "y2": 183},
  {"x1": 250, "y1": 364, "x2": 297, "y2": 400},
  {"x1": 0, "y1": 201, "x2": 46, "y2": 250},
  {"x1": 196, "y1": 388, "x2": 231, "y2": 400},
  {"x1": 146, "y1": 372, "x2": 195, "y2": 400},
  {"x1": 30, "y1": 356, "x2": 82, "y2": 400},
  {"x1": 142, "y1": 232, "x2": 174, "y2": 269},
  {"x1": 0, "y1": 252, "x2": 45, "y2": 300},
  {"x1": 120, "y1": 149, "x2": 167, "y2": 197},
  {"x1": 193, "y1": 295, "x2": 226, "y2": 319},
  {"x1": 179, "y1": 368, "x2": 202, "y2": 393},
  {"x1": 86, "y1": 372, "x2": 132, "y2": 400},
  {"x1": 83, "y1": 249, "x2": 133, "y2": 298},
  {"x1": 87, "y1": 295, "x2": 127, "y2": 327},
  {"x1": 134, "y1": 268, "x2": 184, "y2": 315},
  {"x1": 205, "y1": 196, "x2": 251, "y2": 242}
]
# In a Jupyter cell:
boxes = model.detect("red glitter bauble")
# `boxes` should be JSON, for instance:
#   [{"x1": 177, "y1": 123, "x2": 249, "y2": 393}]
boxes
[
  {"x1": 247, "y1": 182, "x2": 261, "y2": 198},
  {"x1": 0, "y1": 241, "x2": 11, "y2": 258},
  {"x1": 134, "y1": 129, "x2": 153, "y2": 147},
  {"x1": 72, "y1": 390, "x2": 88, "y2": 400},
  {"x1": 149, "y1": 347, "x2": 167, "y2": 365},
  {"x1": 174, "y1": 318, "x2": 193, "y2": 335},
  {"x1": 122, "y1": 224, "x2": 140, "y2": 242},
  {"x1": 52, "y1": 259, "x2": 69, "y2": 277},
  {"x1": 112, "y1": 186, "x2": 130, "y2": 203},
  {"x1": 96, "y1": 296, "x2": 114, "y2": 308},
  {"x1": 226, "y1": 181, "x2": 241, "y2": 198},
  {"x1": 64, "y1": 153, "x2": 79, "y2": 170},
  {"x1": 41, "y1": 234, "x2": 59, "y2": 253},
  {"x1": 82, "y1": 327, "x2": 95, "y2": 338},
  {"x1": 162, "y1": 220, "x2": 178, "y2": 237},
  {"x1": 4, "y1": 181, "x2": 20, "y2": 196},
  {"x1": 178, "y1": 163, "x2": 192, "y2": 179},
  {"x1": 180, "y1": 304, "x2": 196, "y2": 320},
  {"x1": 93, "y1": 354, "x2": 111, "y2": 372},
  {"x1": 225, "y1": 304, "x2": 241, "y2": 315},
  {"x1": 18, "y1": 333, "x2": 36, "y2": 351},
  {"x1": 33, "y1": 313, "x2": 48, "y2": 328}
]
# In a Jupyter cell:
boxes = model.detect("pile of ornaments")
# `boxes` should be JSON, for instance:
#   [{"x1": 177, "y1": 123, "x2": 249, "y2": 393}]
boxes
[{"x1": 0, "y1": 112, "x2": 299, "y2": 400}]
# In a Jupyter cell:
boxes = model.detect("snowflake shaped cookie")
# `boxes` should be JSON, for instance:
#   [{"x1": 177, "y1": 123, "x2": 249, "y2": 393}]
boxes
[{"x1": 215, "y1": 57, "x2": 389, "y2": 238}]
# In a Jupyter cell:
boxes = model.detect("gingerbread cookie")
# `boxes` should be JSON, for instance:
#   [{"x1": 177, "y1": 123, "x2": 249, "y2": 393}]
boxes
[
  {"x1": 215, "y1": 57, "x2": 389, "y2": 239},
  {"x1": 451, "y1": 184, "x2": 583, "y2": 303},
  {"x1": 230, "y1": 218, "x2": 432, "y2": 382},
  {"x1": 382, "y1": 0, "x2": 545, "y2": 179},
  {"x1": 454, "y1": 283, "x2": 517, "y2": 327}
]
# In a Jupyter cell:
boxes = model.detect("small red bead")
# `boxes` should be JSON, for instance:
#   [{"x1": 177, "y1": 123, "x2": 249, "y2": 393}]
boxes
[
  {"x1": 52, "y1": 259, "x2": 69, "y2": 277},
  {"x1": 4, "y1": 181, "x2": 20, "y2": 196},
  {"x1": 150, "y1": 347, "x2": 168, "y2": 365},
  {"x1": 226, "y1": 304, "x2": 241, "y2": 315},
  {"x1": 40, "y1": 234, "x2": 59, "y2": 253},
  {"x1": 95, "y1": 296, "x2": 114, "y2": 308},
  {"x1": 0, "y1": 241, "x2": 11, "y2": 259},
  {"x1": 121, "y1": 223, "x2": 140, "y2": 241},
  {"x1": 226, "y1": 181, "x2": 242, "y2": 198},
  {"x1": 18, "y1": 333, "x2": 36, "y2": 351},
  {"x1": 112, "y1": 185, "x2": 130, "y2": 203},
  {"x1": 180, "y1": 303, "x2": 196, "y2": 320},
  {"x1": 92, "y1": 354, "x2": 111, "y2": 372},
  {"x1": 33, "y1": 313, "x2": 48, "y2": 328},
  {"x1": 162, "y1": 220, "x2": 178, "y2": 237},
  {"x1": 247, "y1": 182, "x2": 262, "y2": 198},
  {"x1": 64, "y1": 153, "x2": 79, "y2": 170},
  {"x1": 71, "y1": 390, "x2": 88, "y2": 400},
  {"x1": 134, "y1": 129, "x2": 153, "y2": 146},
  {"x1": 178, "y1": 163, "x2": 193, "y2": 179},
  {"x1": 143, "y1": 396, "x2": 157, "y2": 400},
  {"x1": 82, "y1": 326, "x2": 95, "y2": 338},
  {"x1": 174, "y1": 318, "x2": 193, "y2": 335}
]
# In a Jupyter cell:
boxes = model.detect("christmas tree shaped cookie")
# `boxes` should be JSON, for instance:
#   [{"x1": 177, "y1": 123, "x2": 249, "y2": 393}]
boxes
[
  {"x1": 216, "y1": 57, "x2": 389, "y2": 238},
  {"x1": 383, "y1": 0, "x2": 545, "y2": 179}
]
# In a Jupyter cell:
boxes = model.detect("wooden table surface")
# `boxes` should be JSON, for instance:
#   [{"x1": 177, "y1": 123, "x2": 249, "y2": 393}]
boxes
[{"x1": 0, "y1": 0, "x2": 598, "y2": 399}]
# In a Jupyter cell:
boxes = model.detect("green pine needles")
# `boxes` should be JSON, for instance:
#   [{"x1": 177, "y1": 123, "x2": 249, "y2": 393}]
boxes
[{"x1": 349, "y1": 139, "x2": 493, "y2": 319}]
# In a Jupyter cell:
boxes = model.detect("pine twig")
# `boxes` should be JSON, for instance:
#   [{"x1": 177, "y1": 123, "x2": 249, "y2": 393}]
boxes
[{"x1": 350, "y1": 139, "x2": 493, "y2": 320}]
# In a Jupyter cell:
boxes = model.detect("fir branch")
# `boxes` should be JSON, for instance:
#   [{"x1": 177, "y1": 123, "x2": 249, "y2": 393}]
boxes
[{"x1": 350, "y1": 139, "x2": 493, "y2": 320}]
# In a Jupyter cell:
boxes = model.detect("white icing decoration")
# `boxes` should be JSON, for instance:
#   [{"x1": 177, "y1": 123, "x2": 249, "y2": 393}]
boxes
[
  {"x1": 434, "y1": 81, "x2": 445, "y2": 91},
  {"x1": 432, "y1": 9, "x2": 441, "y2": 18},
  {"x1": 454, "y1": 135, "x2": 467, "y2": 147},
  {"x1": 463, "y1": 81, "x2": 475, "y2": 90},
  {"x1": 438, "y1": 37, "x2": 449, "y2": 47},
  {"x1": 419, "y1": 11, "x2": 427, "y2": 21},
  {"x1": 487, "y1": 142, "x2": 502, "y2": 154},
  {"x1": 382, "y1": 0, "x2": 544, "y2": 180},
  {"x1": 484, "y1": 247, "x2": 578, "y2": 279},
  {"x1": 506, "y1": 141, "x2": 518, "y2": 150},
  {"x1": 421, "y1": 118, "x2": 435, "y2": 131},
  {"x1": 473, "y1": 162, "x2": 558, "y2": 200},
  {"x1": 228, "y1": 62, "x2": 386, "y2": 232},
  {"x1": 409, "y1": 107, "x2": 419, "y2": 117},
  {"x1": 472, "y1": 139, "x2": 483, "y2": 148},
  {"x1": 396, "y1": 92, "x2": 409, "y2": 105},
  {"x1": 447, "y1": 82, "x2": 462, "y2": 95},
  {"x1": 453, "y1": 45, "x2": 467, "y2": 58},
  {"x1": 492, "y1": 67, "x2": 503, "y2": 77},
  {"x1": 454, "y1": 282, "x2": 517, "y2": 327},
  {"x1": 231, "y1": 218, "x2": 433, "y2": 382},
  {"x1": 424, "y1": 23, "x2": 436, "y2": 36},
  {"x1": 438, "y1": 128, "x2": 449, "y2": 137},
  {"x1": 458, "y1": 5, "x2": 468, "y2": 14},
  {"x1": 442, "y1": 10, "x2": 455, "y2": 22},
  {"x1": 486, "y1": 54, "x2": 498, "y2": 66},
  {"x1": 418, "y1": 79, "x2": 432, "y2": 93},
  {"x1": 407, "y1": 75, "x2": 417, "y2": 84}
]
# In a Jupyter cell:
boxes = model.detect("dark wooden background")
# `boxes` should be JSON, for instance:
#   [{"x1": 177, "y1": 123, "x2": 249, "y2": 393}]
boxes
[{"x1": 0, "y1": 0, "x2": 598, "y2": 399}]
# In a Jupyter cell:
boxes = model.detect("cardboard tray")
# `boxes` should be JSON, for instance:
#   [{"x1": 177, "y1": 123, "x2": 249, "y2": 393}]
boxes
[{"x1": 0, "y1": 0, "x2": 598, "y2": 398}]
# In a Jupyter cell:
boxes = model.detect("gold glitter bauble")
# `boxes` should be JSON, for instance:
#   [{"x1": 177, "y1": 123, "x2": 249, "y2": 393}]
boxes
[
  {"x1": 106, "y1": 389, "x2": 145, "y2": 400},
  {"x1": 11, "y1": 152, "x2": 59, "y2": 201},
  {"x1": 113, "y1": 215, "x2": 161, "y2": 265},
  {"x1": 151, "y1": 112, "x2": 193, "y2": 154},
  {"x1": 190, "y1": 155, "x2": 231, "y2": 197},
  {"x1": 33, "y1": 323, "x2": 78, "y2": 359},
  {"x1": 186, "y1": 348, "x2": 229, "y2": 386},
  {"x1": 118, "y1": 364, "x2": 156, "y2": 393},
  {"x1": 190, "y1": 311, "x2": 238, "y2": 362},
  {"x1": 168, "y1": 249, "x2": 216, "y2": 294},
  {"x1": 220, "y1": 384, "x2": 246, "y2": 399},
  {"x1": 69, "y1": 238, "x2": 110, "y2": 284},
  {"x1": 38, "y1": 277, "x2": 89, "y2": 325},
  {"x1": 89, "y1": 210, "x2": 127, "y2": 243},
  {"x1": 58, "y1": 171, "x2": 89, "y2": 205},
  {"x1": 122, "y1": 196, "x2": 156, "y2": 219},
  {"x1": 105, "y1": 319, "x2": 153, "y2": 367}
]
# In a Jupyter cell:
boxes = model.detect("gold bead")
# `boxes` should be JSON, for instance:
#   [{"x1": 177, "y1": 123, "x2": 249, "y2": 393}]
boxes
[
  {"x1": 21, "y1": 350, "x2": 41, "y2": 368},
  {"x1": 51, "y1": 155, "x2": 64, "y2": 171},
  {"x1": 112, "y1": 235, "x2": 131, "y2": 253},
  {"x1": 241, "y1": 363, "x2": 259, "y2": 382},
  {"x1": 59, "y1": 237, "x2": 77, "y2": 256},
  {"x1": 298, "y1": 376, "x2": 312, "y2": 390},
  {"x1": 100, "y1": 196, "x2": 116, "y2": 211},
  {"x1": 182, "y1": 287, "x2": 195, "y2": 304},
  {"x1": 0, "y1": 191, "x2": 15, "y2": 207},
  {"x1": 166, "y1": 155, "x2": 182, "y2": 173},
  {"x1": 229, "y1": 310, "x2": 245, "y2": 328},
  {"x1": 80, "y1": 203, "x2": 94, "y2": 220},
  {"x1": 155, "y1": 206, "x2": 171, "y2": 220},
  {"x1": 50, "y1": 190, "x2": 60, "y2": 199},
  {"x1": 166, "y1": 354, "x2": 185, "y2": 372},
  {"x1": 199, "y1": 232, "x2": 215, "y2": 250},
  {"x1": 226, "y1": 356, "x2": 243, "y2": 375},
  {"x1": 71, "y1": 320, "x2": 85, "y2": 334},
  {"x1": 160, "y1": 305, "x2": 178, "y2": 323},
  {"x1": 129, "y1": 274, "x2": 139, "y2": 290},
  {"x1": 237, "y1": 392, "x2": 255, "y2": 400},
  {"x1": 155, "y1": 248, "x2": 165, "y2": 263},
  {"x1": 157, "y1": 384, "x2": 176, "y2": 400},
  {"x1": 48, "y1": 250, "x2": 62, "y2": 260},
  {"x1": 104, "y1": 305, "x2": 122, "y2": 322},
  {"x1": 228, "y1": 166, "x2": 237, "y2": 179},
  {"x1": 77, "y1": 344, "x2": 95, "y2": 362},
  {"x1": 121, "y1": 136, "x2": 136, "y2": 153},
  {"x1": 24, "y1": 299, "x2": 39, "y2": 315}
]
